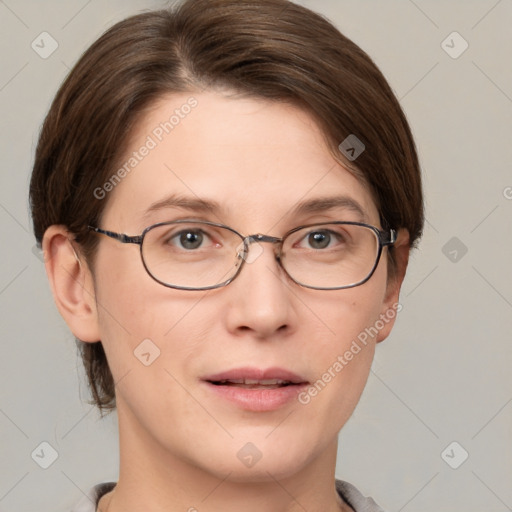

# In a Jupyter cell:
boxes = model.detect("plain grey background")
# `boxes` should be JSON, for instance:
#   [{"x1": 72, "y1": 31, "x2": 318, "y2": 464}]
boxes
[{"x1": 1, "y1": 1, "x2": 511, "y2": 511}]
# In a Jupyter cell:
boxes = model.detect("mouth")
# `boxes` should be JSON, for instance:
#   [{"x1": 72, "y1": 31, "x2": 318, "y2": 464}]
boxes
[
  {"x1": 201, "y1": 367, "x2": 309, "y2": 411},
  {"x1": 207, "y1": 378, "x2": 301, "y2": 389},
  {"x1": 202, "y1": 366, "x2": 308, "y2": 387}
]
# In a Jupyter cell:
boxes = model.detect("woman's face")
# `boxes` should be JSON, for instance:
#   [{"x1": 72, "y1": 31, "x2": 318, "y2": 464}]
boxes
[{"x1": 87, "y1": 90, "x2": 405, "y2": 480}]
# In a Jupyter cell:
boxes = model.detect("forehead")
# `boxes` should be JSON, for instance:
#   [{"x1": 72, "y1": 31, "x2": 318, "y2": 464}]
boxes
[{"x1": 100, "y1": 90, "x2": 379, "y2": 230}]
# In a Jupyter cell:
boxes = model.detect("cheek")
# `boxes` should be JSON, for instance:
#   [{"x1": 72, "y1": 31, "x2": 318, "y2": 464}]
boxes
[
  {"x1": 307, "y1": 270, "x2": 388, "y2": 355},
  {"x1": 93, "y1": 271, "x2": 215, "y2": 442},
  {"x1": 91, "y1": 245, "x2": 205, "y2": 378},
  {"x1": 295, "y1": 276, "x2": 388, "y2": 420},
  {"x1": 314, "y1": 301, "x2": 377, "y2": 379}
]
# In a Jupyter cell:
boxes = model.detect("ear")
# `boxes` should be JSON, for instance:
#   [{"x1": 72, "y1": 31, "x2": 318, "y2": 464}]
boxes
[
  {"x1": 376, "y1": 228, "x2": 410, "y2": 343},
  {"x1": 42, "y1": 225, "x2": 100, "y2": 343}
]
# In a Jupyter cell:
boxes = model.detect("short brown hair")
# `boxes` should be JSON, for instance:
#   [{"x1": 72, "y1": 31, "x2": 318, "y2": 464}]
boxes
[{"x1": 30, "y1": 0, "x2": 424, "y2": 414}]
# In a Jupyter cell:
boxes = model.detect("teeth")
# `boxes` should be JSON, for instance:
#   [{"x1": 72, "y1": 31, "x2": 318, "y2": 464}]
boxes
[
  {"x1": 243, "y1": 379, "x2": 260, "y2": 385},
  {"x1": 216, "y1": 378, "x2": 291, "y2": 385}
]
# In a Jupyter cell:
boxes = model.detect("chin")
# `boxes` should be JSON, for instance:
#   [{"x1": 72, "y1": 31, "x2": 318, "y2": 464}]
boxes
[
  {"x1": 208, "y1": 456, "x2": 310, "y2": 484},
  {"x1": 192, "y1": 434, "x2": 317, "y2": 483}
]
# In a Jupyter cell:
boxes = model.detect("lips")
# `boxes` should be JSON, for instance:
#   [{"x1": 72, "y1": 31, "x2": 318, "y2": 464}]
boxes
[
  {"x1": 201, "y1": 367, "x2": 309, "y2": 411},
  {"x1": 211, "y1": 378, "x2": 294, "y2": 389},
  {"x1": 202, "y1": 367, "x2": 309, "y2": 388}
]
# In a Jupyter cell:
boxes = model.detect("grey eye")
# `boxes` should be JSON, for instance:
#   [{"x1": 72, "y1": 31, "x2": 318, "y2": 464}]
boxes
[
  {"x1": 178, "y1": 231, "x2": 204, "y2": 249},
  {"x1": 308, "y1": 231, "x2": 331, "y2": 249}
]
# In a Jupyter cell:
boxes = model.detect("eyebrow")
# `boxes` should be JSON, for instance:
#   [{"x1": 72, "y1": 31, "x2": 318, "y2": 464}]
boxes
[
  {"x1": 142, "y1": 194, "x2": 368, "y2": 223},
  {"x1": 291, "y1": 196, "x2": 368, "y2": 222},
  {"x1": 142, "y1": 194, "x2": 222, "y2": 220}
]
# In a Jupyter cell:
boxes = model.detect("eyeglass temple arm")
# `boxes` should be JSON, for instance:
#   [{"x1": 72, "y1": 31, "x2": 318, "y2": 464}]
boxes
[
  {"x1": 380, "y1": 229, "x2": 397, "y2": 246},
  {"x1": 88, "y1": 226, "x2": 142, "y2": 245}
]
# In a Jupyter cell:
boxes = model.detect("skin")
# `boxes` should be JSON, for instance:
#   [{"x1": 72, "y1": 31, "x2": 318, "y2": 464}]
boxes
[{"x1": 43, "y1": 90, "x2": 409, "y2": 512}]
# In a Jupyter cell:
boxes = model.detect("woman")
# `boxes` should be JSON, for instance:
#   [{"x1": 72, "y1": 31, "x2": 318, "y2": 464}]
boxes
[{"x1": 30, "y1": 0, "x2": 423, "y2": 510}]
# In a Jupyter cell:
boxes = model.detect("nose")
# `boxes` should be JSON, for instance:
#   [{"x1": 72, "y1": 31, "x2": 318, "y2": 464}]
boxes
[{"x1": 223, "y1": 239, "x2": 297, "y2": 339}]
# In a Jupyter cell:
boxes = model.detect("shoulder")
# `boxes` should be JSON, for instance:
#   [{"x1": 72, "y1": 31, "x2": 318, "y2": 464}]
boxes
[
  {"x1": 335, "y1": 479, "x2": 387, "y2": 512},
  {"x1": 70, "y1": 482, "x2": 116, "y2": 512}
]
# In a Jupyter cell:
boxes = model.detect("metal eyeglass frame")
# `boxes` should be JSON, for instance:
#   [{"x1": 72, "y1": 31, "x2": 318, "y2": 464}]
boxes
[{"x1": 88, "y1": 220, "x2": 396, "y2": 291}]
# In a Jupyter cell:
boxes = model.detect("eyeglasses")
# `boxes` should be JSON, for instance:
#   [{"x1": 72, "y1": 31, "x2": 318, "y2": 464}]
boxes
[{"x1": 88, "y1": 220, "x2": 396, "y2": 291}]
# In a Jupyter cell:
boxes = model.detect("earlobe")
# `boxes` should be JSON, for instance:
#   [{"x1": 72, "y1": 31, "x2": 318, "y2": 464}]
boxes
[
  {"x1": 42, "y1": 225, "x2": 101, "y2": 343},
  {"x1": 376, "y1": 228, "x2": 410, "y2": 343}
]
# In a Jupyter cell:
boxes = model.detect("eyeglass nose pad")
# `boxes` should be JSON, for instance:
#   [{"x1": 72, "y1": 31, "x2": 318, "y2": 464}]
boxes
[{"x1": 235, "y1": 237, "x2": 265, "y2": 265}]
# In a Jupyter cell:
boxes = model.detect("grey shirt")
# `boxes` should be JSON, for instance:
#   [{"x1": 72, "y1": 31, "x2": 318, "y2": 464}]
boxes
[{"x1": 71, "y1": 480, "x2": 385, "y2": 511}]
